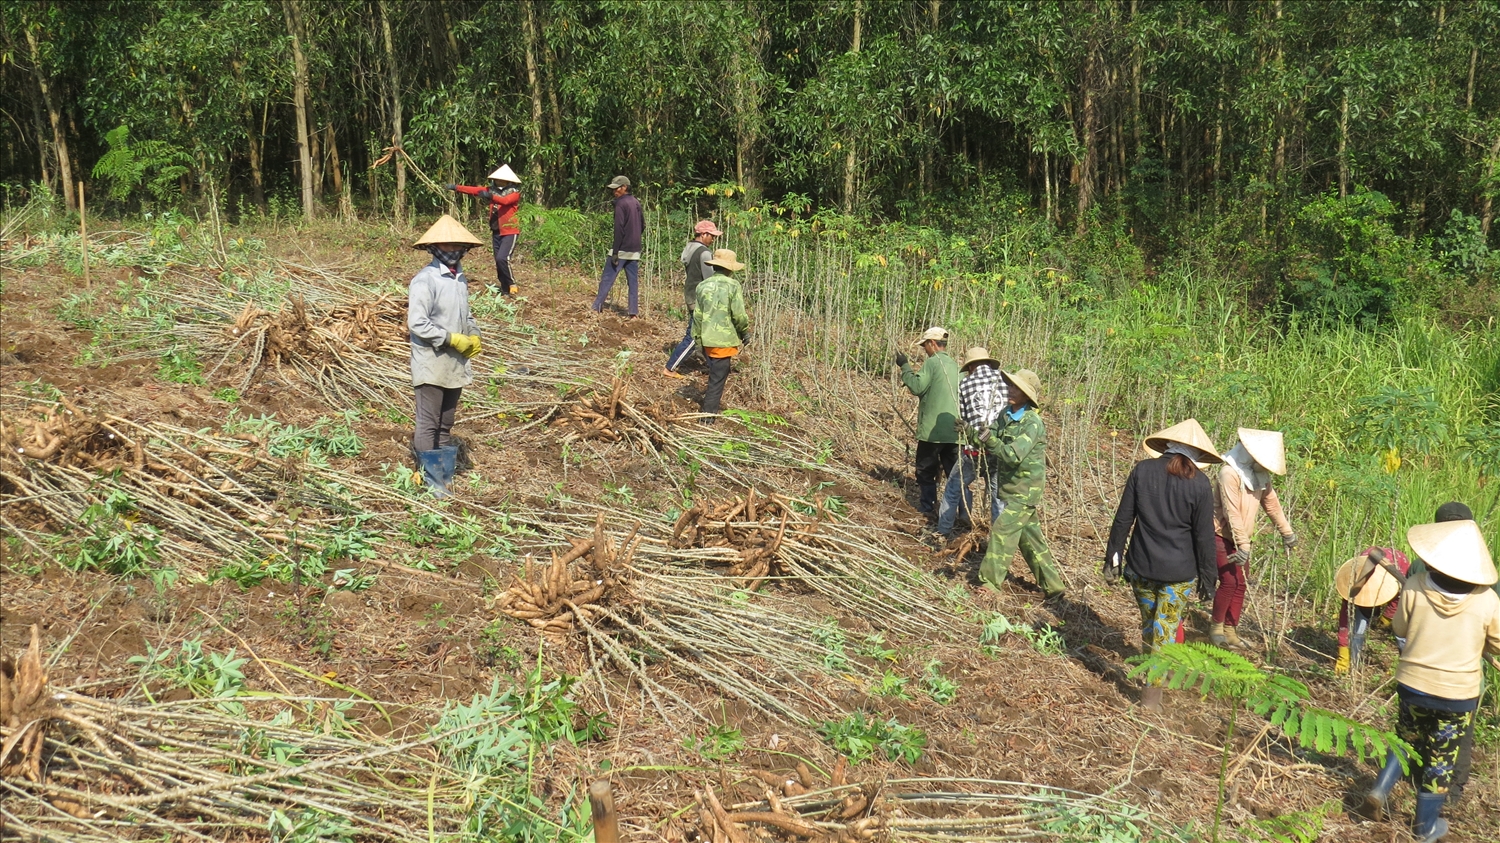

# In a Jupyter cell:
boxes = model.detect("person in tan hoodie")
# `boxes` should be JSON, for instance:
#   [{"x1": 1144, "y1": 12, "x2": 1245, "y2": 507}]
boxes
[
  {"x1": 1211, "y1": 428, "x2": 1297, "y2": 648},
  {"x1": 1364, "y1": 518, "x2": 1499, "y2": 843}
]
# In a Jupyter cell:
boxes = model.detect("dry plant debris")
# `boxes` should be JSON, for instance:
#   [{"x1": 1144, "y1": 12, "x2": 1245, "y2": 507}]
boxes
[
  {"x1": 550, "y1": 375, "x2": 677, "y2": 447},
  {"x1": 498, "y1": 513, "x2": 636, "y2": 640}
]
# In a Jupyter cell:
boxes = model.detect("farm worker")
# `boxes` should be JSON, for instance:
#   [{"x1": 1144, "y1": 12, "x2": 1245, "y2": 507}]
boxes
[
  {"x1": 665, "y1": 219, "x2": 722, "y2": 378},
  {"x1": 934, "y1": 347, "x2": 1007, "y2": 540},
  {"x1": 1103, "y1": 419, "x2": 1220, "y2": 713},
  {"x1": 407, "y1": 214, "x2": 484, "y2": 499},
  {"x1": 1332, "y1": 546, "x2": 1409, "y2": 673},
  {"x1": 975, "y1": 369, "x2": 1065, "y2": 599},
  {"x1": 445, "y1": 164, "x2": 522, "y2": 296},
  {"x1": 591, "y1": 175, "x2": 645, "y2": 317},
  {"x1": 1210, "y1": 428, "x2": 1297, "y2": 649},
  {"x1": 1365, "y1": 518, "x2": 1498, "y2": 842},
  {"x1": 895, "y1": 327, "x2": 960, "y2": 517},
  {"x1": 690, "y1": 249, "x2": 749, "y2": 418}
]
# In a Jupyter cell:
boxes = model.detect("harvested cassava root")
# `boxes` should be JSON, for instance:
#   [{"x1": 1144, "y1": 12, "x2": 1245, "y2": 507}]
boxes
[
  {"x1": 497, "y1": 514, "x2": 636, "y2": 639},
  {"x1": 694, "y1": 772, "x2": 886, "y2": 843},
  {"x1": 672, "y1": 488, "x2": 807, "y2": 588},
  {"x1": 0, "y1": 397, "x2": 143, "y2": 470},
  {"x1": 551, "y1": 375, "x2": 632, "y2": 443},
  {"x1": 1, "y1": 624, "x2": 54, "y2": 783}
]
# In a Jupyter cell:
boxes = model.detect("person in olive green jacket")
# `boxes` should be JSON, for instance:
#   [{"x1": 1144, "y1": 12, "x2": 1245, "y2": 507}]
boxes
[
  {"x1": 691, "y1": 249, "x2": 749, "y2": 418},
  {"x1": 896, "y1": 327, "x2": 960, "y2": 515},
  {"x1": 976, "y1": 369, "x2": 1065, "y2": 598}
]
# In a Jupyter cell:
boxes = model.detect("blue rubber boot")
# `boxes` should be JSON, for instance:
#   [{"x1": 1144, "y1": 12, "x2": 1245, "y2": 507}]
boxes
[
  {"x1": 1413, "y1": 792, "x2": 1449, "y2": 842},
  {"x1": 1364, "y1": 750, "x2": 1404, "y2": 819},
  {"x1": 417, "y1": 449, "x2": 449, "y2": 499},
  {"x1": 438, "y1": 444, "x2": 459, "y2": 486}
]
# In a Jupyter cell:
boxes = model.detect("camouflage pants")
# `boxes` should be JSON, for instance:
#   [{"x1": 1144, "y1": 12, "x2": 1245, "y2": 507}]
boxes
[
  {"x1": 978, "y1": 503, "x2": 1065, "y2": 597},
  {"x1": 1398, "y1": 700, "x2": 1474, "y2": 794},
  {"x1": 1128, "y1": 573, "x2": 1193, "y2": 653}
]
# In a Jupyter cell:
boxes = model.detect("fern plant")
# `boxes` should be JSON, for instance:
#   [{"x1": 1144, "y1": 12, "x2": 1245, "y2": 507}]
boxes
[
  {"x1": 1231, "y1": 801, "x2": 1333, "y2": 843},
  {"x1": 92, "y1": 124, "x2": 192, "y2": 205},
  {"x1": 1128, "y1": 644, "x2": 1410, "y2": 842}
]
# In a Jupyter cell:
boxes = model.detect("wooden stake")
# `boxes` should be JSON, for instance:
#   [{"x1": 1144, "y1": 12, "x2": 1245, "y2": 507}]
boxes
[
  {"x1": 78, "y1": 180, "x2": 89, "y2": 288},
  {"x1": 589, "y1": 780, "x2": 619, "y2": 843}
]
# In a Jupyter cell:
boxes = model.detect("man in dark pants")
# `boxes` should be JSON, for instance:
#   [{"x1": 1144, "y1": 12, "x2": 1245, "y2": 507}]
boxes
[
  {"x1": 897, "y1": 327, "x2": 960, "y2": 516},
  {"x1": 665, "y1": 219, "x2": 721, "y2": 378},
  {"x1": 690, "y1": 249, "x2": 748, "y2": 418},
  {"x1": 591, "y1": 175, "x2": 645, "y2": 316},
  {"x1": 406, "y1": 215, "x2": 484, "y2": 498},
  {"x1": 446, "y1": 163, "x2": 522, "y2": 295}
]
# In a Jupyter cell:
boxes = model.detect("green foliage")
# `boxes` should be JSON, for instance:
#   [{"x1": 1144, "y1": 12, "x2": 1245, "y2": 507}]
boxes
[
  {"x1": 1282, "y1": 189, "x2": 1436, "y2": 323},
  {"x1": 921, "y1": 661, "x2": 958, "y2": 705},
  {"x1": 1230, "y1": 802, "x2": 1333, "y2": 843},
  {"x1": 66, "y1": 491, "x2": 164, "y2": 577},
  {"x1": 518, "y1": 205, "x2": 596, "y2": 265},
  {"x1": 682, "y1": 724, "x2": 745, "y2": 761},
  {"x1": 158, "y1": 346, "x2": 205, "y2": 385},
  {"x1": 980, "y1": 612, "x2": 1065, "y2": 657},
  {"x1": 817, "y1": 712, "x2": 927, "y2": 765},
  {"x1": 268, "y1": 808, "x2": 354, "y2": 843},
  {"x1": 223, "y1": 412, "x2": 363, "y2": 465},
  {"x1": 1346, "y1": 386, "x2": 1448, "y2": 459},
  {"x1": 92, "y1": 124, "x2": 192, "y2": 205},
  {"x1": 1038, "y1": 796, "x2": 1155, "y2": 842},
  {"x1": 1127, "y1": 644, "x2": 1411, "y2": 766},
  {"x1": 812, "y1": 621, "x2": 852, "y2": 673},
  {"x1": 129, "y1": 638, "x2": 247, "y2": 699},
  {"x1": 869, "y1": 670, "x2": 910, "y2": 700}
]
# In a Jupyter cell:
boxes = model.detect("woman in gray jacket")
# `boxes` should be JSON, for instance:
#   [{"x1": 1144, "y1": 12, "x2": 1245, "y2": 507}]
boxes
[{"x1": 407, "y1": 215, "x2": 484, "y2": 498}]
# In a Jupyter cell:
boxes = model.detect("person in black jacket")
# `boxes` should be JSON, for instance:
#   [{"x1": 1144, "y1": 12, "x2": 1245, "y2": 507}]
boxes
[
  {"x1": 591, "y1": 175, "x2": 645, "y2": 316},
  {"x1": 1104, "y1": 418, "x2": 1222, "y2": 712}
]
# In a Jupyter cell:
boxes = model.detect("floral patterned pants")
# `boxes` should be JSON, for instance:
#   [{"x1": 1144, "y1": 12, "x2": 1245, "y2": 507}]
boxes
[
  {"x1": 1127, "y1": 573, "x2": 1193, "y2": 653},
  {"x1": 1398, "y1": 701, "x2": 1474, "y2": 794}
]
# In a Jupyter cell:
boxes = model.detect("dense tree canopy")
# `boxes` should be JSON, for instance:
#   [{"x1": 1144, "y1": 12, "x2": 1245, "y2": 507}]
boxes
[{"x1": 4, "y1": 0, "x2": 1498, "y2": 247}]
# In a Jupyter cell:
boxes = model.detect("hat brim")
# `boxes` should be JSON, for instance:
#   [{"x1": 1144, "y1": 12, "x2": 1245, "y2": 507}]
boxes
[
  {"x1": 1408, "y1": 520, "x2": 1497, "y2": 586},
  {"x1": 1334, "y1": 556, "x2": 1402, "y2": 607},
  {"x1": 705, "y1": 259, "x2": 745, "y2": 272},
  {"x1": 961, "y1": 357, "x2": 999, "y2": 372},
  {"x1": 1238, "y1": 428, "x2": 1287, "y2": 475}
]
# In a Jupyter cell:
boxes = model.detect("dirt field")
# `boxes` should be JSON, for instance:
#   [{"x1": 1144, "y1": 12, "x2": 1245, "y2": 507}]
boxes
[{"x1": 2, "y1": 226, "x2": 1495, "y2": 841}]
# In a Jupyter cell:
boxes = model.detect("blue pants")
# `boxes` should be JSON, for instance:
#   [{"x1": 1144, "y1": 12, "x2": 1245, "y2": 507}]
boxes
[
  {"x1": 936, "y1": 451, "x2": 999, "y2": 535},
  {"x1": 491, "y1": 233, "x2": 517, "y2": 294},
  {"x1": 667, "y1": 310, "x2": 696, "y2": 371},
  {"x1": 592, "y1": 258, "x2": 640, "y2": 315}
]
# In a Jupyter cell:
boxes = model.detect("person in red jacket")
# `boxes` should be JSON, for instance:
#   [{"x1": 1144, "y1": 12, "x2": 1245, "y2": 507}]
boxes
[{"x1": 446, "y1": 164, "x2": 522, "y2": 296}]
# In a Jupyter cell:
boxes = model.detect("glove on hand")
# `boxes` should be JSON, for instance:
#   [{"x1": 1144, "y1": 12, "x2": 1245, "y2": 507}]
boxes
[
  {"x1": 609, "y1": 254, "x2": 619, "y2": 269},
  {"x1": 894, "y1": 352, "x2": 909, "y2": 367},
  {"x1": 974, "y1": 422, "x2": 991, "y2": 442},
  {"x1": 1282, "y1": 533, "x2": 1298, "y2": 549},
  {"x1": 443, "y1": 183, "x2": 457, "y2": 191},
  {"x1": 953, "y1": 418, "x2": 968, "y2": 435},
  {"x1": 1228, "y1": 548, "x2": 1251, "y2": 565},
  {"x1": 1366, "y1": 547, "x2": 1386, "y2": 564},
  {"x1": 1102, "y1": 558, "x2": 1121, "y2": 584},
  {"x1": 447, "y1": 333, "x2": 482, "y2": 358}
]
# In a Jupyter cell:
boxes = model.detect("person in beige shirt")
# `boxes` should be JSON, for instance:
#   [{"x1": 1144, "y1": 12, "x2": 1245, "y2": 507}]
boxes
[
  {"x1": 1364, "y1": 518, "x2": 1499, "y2": 842},
  {"x1": 1210, "y1": 428, "x2": 1296, "y2": 648}
]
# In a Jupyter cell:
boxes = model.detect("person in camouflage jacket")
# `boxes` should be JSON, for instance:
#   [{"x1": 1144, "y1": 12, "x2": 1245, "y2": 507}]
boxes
[
  {"x1": 976, "y1": 369, "x2": 1065, "y2": 598},
  {"x1": 691, "y1": 249, "x2": 749, "y2": 417}
]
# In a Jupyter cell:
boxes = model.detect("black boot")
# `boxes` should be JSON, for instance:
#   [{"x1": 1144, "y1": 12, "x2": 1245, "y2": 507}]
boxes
[
  {"x1": 1364, "y1": 750, "x2": 1404, "y2": 819},
  {"x1": 1412, "y1": 792, "x2": 1448, "y2": 842}
]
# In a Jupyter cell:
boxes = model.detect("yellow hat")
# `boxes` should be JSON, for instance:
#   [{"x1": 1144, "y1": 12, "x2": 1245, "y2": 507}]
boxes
[
  {"x1": 1002, "y1": 369, "x2": 1042, "y2": 407},
  {"x1": 1238, "y1": 428, "x2": 1287, "y2": 475},
  {"x1": 1143, "y1": 419, "x2": 1222, "y2": 465},
  {"x1": 704, "y1": 248, "x2": 745, "y2": 272},
  {"x1": 1408, "y1": 520, "x2": 1496, "y2": 586},
  {"x1": 1334, "y1": 554, "x2": 1402, "y2": 607},
  {"x1": 413, "y1": 214, "x2": 483, "y2": 248}
]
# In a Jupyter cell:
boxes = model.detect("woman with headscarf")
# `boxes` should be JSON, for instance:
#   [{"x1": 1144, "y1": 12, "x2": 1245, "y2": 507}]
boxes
[
  {"x1": 1211, "y1": 428, "x2": 1297, "y2": 649},
  {"x1": 407, "y1": 215, "x2": 484, "y2": 498},
  {"x1": 1365, "y1": 517, "x2": 1498, "y2": 842},
  {"x1": 1104, "y1": 419, "x2": 1221, "y2": 712},
  {"x1": 446, "y1": 164, "x2": 522, "y2": 296}
]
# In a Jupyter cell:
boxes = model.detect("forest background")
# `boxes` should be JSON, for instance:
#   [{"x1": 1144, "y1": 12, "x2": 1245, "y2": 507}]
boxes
[{"x1": 4, "y1": 2, "x2": 1500, "y2": 621}]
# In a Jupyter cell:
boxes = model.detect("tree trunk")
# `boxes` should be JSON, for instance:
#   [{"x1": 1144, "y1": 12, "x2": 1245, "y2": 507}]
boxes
[
  {"x1": 1481, "y1": 132, "x2": 1500, "y2": 238},
  {"x1": 843, "y1": 0, "x2": 862, "y2": 215},
  {"x1": 26, "y1": 67, "x2": 52, "y2": 190},
  {"x1": 1075, "y1": 22, "x2": 1099, "y2": 235},
  {"x1": 1466, "y1": 46, "x2": 1477, "y2": 111},
  {"x1": 248, "y1": 97, "x2": 269, "y2": 211},
  {"x1": 378, "y1": 0, "x2": 405, "y2": 220},
  {"x1": 521, "y1": 0, "x2": 545, "y2": 202},
  {"x1": 23, "y1": 25, "x2": 74, "y2": 210},
  {"x1": 327, "y1": 121, "x2": 353, "y2": 219},
  {"x1": 1337, "y1": 86, "x2": 1350, "y2": 198},
  {"x1": 283, "y1": 0, "x2": 316, "y2": 219}
]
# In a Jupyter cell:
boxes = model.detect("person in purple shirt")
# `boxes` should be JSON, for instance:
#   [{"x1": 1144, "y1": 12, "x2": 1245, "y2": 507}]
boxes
[{"x1": 591, "y1": 175, "x2": 645, "y2": 316}]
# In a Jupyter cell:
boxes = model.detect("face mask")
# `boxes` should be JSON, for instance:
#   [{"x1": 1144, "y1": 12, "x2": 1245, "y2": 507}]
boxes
[{"x1": 426, "y1": 245, "x2": 470, "y2": 269}]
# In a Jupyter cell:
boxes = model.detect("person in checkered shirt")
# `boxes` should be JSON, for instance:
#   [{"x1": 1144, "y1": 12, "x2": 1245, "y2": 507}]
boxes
[{"x1": 934, "y1": 347, "x2": 1007, "y2": 540}]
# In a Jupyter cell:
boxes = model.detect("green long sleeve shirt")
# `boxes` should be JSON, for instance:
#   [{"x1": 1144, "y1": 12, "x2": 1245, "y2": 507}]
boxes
[
  {"x1": 900, "y1": 351, "x2": 960, "y2": 443},
  {"x1": 984, "y1": 407, "x2": 1046, "y2": 506}
]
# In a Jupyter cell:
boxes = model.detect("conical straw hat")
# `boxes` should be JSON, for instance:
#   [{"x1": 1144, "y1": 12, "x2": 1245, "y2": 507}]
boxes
[
  {"x1": 1238, "y1": 428, "x2": 1286, "y2": 475},
  {"x1": 1334, "y1": 554, "x2": 1402, "y2": 607},
  {"x1": 1002, "y1": 369, "x2": 1042, "y2": 407},
  {"x1": 1143, "y1": 419, "x2": 1222, "y2": 465},
  {"x1": 489, "y1": 164, "x2": 520, "y2": 182},
  {"x1": 1407, "y1": 520, "x2": 1496, "y2": 586},
  {"x1": 413, "y1": 214, "x2": 483, "y2": 248}
]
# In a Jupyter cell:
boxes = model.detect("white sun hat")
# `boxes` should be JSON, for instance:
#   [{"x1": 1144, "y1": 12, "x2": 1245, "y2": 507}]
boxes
[
  {"x1": 1238, "y1": 427, "x2": 1287, "y2": 475},
  {"x1": 1143, "y1": 419, "x2": 1223, "y2": 466},
  {"x1": 488, "y1": 164, "x2": 521, "y2": 182},
  {"x1": 1408, "y1": 519, "x2": 1496, "y2": 586}
]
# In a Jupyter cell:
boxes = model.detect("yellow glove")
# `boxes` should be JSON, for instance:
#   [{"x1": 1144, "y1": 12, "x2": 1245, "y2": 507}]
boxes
[
  {"x1": 1376, "y1": 614, "x2": 1391, "y2": 629},
  {"x1": 447, "y1": 333, "x2": 482, "y2": 358},
  {"x1": 1334, "y1": 646, "x2": 1350, "y2": 674}
]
